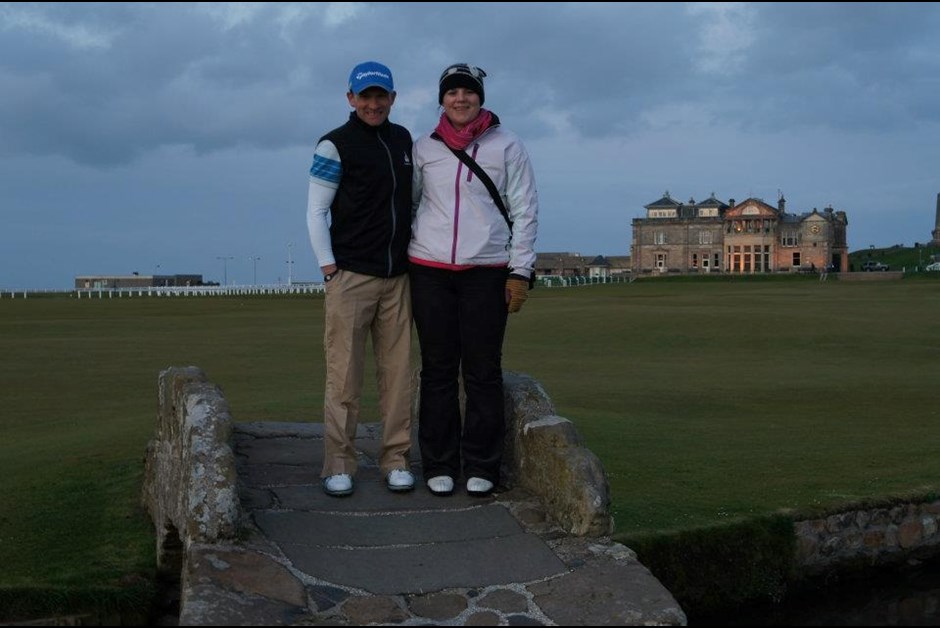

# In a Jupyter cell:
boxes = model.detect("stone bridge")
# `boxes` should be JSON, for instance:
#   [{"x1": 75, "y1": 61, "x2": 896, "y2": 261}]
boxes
[{"x1": 141, "y1": 366, "x2": 687, "y2": 625}]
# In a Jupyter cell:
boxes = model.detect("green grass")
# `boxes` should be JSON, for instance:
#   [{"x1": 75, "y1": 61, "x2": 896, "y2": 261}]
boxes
[
  {"x1": 849, "y1": 243, "x2": 940, "y2": 272},
  {"x1": 2, "y1": 277, "x2": 939, "y2": 618},
  {"x1": 0, "y1": 296, "x2": 333, "y2": 619},
  {"x1": 503, "y1": 279, "x2": 940, "y2": 535}
]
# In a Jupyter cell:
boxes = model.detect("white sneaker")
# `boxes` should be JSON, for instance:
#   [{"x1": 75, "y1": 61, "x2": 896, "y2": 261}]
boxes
[
  {"x1": 386, "y1": 468, "x2": 415, "y2": 492},
  {"x1": 466, "y1": 477, "x2": 494, "y2": 496},
  {"x1": 322, "y1": 473, "x2": 354, "y2": 496},
  {"x1": 426, "y1": 475, "x2": 454, "y2": 495}
]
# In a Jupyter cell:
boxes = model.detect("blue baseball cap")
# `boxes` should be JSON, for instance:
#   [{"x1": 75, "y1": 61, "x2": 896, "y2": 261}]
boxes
[{"x1": 348, "y1": 61, "x2": 394, "y2": 95}]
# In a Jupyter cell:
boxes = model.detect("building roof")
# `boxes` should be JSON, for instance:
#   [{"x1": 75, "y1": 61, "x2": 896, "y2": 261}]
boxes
[
  {"x1": 697, "y1": 193, "x2": 729, "y2": 209},
  {"x1": 644, "y1": 192, "x2": 681, "y2": 209},
  {"x1": 726, "y1": 198, "x2": 779, "y2": 217},
  {"x1": 605, "y1": 256, "x2": 632, "y2": 269},
  {"x1": 534, "y1": 252, "x2": 586, "y2": 267}
]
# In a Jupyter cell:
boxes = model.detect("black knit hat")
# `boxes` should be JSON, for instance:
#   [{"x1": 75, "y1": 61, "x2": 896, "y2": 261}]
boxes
[{"x1": 438, "y1": 63, "x2": 487, "y2": 105}]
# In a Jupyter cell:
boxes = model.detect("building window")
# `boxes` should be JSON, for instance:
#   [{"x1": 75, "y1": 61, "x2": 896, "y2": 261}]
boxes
[
  {"x1": 698, "y1": 231, "x2": 712, "y2": 245},
  {"x1": 655, "y1": 253, "x2": 666, "y2": 269},
  {"x1": 792, "y1": 252, "x2": 801, "y2": 267},
  {"x1": 782, "y1": 232, "x2": 799, "y2": 247},
  {"x1": 654, "y1": 232, "x2": 666, "y2": 245},
  {"x1": 692, "y1": 253, "x2": 698, "y2": 269}
]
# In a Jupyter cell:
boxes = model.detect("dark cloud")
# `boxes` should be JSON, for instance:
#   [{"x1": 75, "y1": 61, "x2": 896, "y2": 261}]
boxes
[{"x1": 3, "y1": 3, "x2": 938, "y2": 166}]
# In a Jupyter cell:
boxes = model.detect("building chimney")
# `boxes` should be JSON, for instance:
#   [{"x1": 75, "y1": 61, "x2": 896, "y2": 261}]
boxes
[
  {"x1": 932, "y1": 192, "x2": 940, "y2": 246},
  {"x1": 778, "y1": 196, "x2": 786, "y2": 212},
  {"x1": 729, "y1": 198, "x2": 735, "y2": 208},
  {"x1": 936, "y1": 192, "x2": 940, "y2": 228}
]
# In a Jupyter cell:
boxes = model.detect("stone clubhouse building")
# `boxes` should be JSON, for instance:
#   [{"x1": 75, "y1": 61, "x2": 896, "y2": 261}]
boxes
[{"x1": 631, "y1": 192, "x2": 849, "y2": 275}]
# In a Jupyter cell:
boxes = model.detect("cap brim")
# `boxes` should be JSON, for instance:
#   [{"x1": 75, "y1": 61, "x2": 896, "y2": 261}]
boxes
[{"x1": 353, "y1": 82, "x2": 393, "y2": 94}]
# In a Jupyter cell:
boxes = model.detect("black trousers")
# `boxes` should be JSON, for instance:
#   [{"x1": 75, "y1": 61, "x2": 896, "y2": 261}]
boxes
[{"x1": 410, "y1": 264, "x2": 508, "y2": 484}]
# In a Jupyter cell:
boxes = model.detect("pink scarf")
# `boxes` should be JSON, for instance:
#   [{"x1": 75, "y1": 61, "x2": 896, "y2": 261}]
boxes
[{"x1": 434, "y1": 108, "x2": 495, "y2": 150}]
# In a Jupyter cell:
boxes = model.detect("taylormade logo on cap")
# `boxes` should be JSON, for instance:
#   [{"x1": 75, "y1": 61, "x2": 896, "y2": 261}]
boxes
[
  {"x1": 355, "y1": 70, "x2": 389, "y2": 80},
  {"x1": 348, "y1": 61, "x2": 394, "y2": 94}
]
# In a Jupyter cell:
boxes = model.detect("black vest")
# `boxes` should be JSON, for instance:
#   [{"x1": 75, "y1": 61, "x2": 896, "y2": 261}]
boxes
[{"x1": 321, "y1": 112, "x2": 413, "y2": 277}]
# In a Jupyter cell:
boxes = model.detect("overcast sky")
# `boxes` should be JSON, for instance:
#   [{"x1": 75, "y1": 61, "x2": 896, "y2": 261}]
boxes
[{"x1": 2, "y1": 2, "x2": 939, "y2": 289}]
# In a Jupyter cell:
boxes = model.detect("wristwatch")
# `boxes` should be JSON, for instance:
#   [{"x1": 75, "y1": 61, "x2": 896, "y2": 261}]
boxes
[{"x1": 323, "y1": 272, "x2": 335, "y2": 283}]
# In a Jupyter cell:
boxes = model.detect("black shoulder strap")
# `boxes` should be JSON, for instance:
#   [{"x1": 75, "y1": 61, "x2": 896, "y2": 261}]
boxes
[{"x1": 431, "y1": 133, "x2": 512, "y2": 229}]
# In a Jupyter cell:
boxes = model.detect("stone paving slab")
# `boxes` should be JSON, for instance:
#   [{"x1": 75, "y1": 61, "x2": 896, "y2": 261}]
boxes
[
  {"x1": 279, "y1": 533, "x2": 568, "y2": 595},
  {"x1": 255, "y1": 505, "x2": 524, "y2": 547},
  {"x1": 234, "y1": 421, "x2": 327, "y2": 438},
  {"x1": 234, "y1": 436, "x2": 321, "y2": 465},
  {"x1": 529, "y1": 554, "x2": 686, "y2": 626},
  {"x1": 238, "y1": 463, "x2": 320, "y2": 488}
]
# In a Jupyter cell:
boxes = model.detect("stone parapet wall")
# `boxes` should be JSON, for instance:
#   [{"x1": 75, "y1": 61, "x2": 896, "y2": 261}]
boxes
[
  {"x1": 794, "y1": 500, "x2": 940, "y2": 573},
  {"x1": 501, "y1": 372, "x2": 613, "y2": 537},
  {"x1": 142, "y1": 366, "x2": 239, "y2": 573}
]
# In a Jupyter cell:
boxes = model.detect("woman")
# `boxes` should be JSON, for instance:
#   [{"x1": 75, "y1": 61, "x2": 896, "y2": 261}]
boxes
[{"x1": 409, "y1": 63, "x2": 539, "y2": 496}]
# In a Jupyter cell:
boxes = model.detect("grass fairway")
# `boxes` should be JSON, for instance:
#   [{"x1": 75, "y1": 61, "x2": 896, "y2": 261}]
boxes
[
  {"x1": 1, "y1": 278, "x2": 938, "y2": 613},
  {"x1": 503, "y1": 277, "x2": 940, "y2": 538},
  {"x1": 0, "y1": 295, "x2": 329, "y2": 616}
]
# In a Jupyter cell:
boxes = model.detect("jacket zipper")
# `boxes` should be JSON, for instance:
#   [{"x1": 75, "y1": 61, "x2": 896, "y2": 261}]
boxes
[{"x1": 377, "y1": 133, "x2": 396, "y2": 276}]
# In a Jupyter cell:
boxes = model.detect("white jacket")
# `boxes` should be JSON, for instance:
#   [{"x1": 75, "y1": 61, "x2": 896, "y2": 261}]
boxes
[{"x1": 409, "y1": 125, "x2": 538, "y2": 275}]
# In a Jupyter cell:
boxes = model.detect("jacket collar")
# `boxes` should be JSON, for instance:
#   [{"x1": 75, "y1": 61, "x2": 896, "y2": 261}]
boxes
[{"x1": 348, "y1": 111, "x2": 391, "y2": 134}]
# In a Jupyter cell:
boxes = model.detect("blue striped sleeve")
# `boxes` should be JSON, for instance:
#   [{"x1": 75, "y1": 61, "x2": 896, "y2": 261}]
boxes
[{"x1": 309, "y1": 140, "x2": 341, "y2": 187}]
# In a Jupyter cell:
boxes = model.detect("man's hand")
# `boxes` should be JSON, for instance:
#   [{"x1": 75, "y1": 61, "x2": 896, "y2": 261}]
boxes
[{"x1": 505, "y1": 275, "x2": 529, "y2": 313}]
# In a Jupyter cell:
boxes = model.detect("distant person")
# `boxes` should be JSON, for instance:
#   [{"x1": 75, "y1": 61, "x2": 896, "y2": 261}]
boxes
[
  {"x1": 306, "y1": 61, "x2": 415, "y2": 496},
  {"x1": 409, "y1": 63, "x2": 539, "y2": 497}
]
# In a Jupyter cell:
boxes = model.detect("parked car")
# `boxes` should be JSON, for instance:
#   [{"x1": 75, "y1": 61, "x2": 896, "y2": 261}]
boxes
[
  {"x1": 861, "y1": 261, "x2": 890, "y2": 272},
  {"x1": 926, "y1": 262, "x2": 940, "y2": 272}
]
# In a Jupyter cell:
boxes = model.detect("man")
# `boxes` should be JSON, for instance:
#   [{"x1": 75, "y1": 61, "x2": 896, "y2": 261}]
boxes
[{"x1": 306, "y1": 61, "x2": 414, "y2": 496}]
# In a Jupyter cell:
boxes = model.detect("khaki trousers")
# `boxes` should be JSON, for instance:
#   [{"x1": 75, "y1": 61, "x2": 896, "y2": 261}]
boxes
[{"x1": 322, "y1": 270, "x2": 412, "y2": 477}]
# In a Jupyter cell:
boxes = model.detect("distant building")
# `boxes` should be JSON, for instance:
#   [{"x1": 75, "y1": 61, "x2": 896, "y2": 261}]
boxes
[
  {"x1": 534, "y1": 252, "x2": 631, "y2": 279},
  {"x1": 585, "y1": 255, "x2": 632, "y2": 279},
  {"x1": 534, "y1": 252, "x2": 588, "y2": 278},
  {"x1": 931, "y1": 193, "x2": 940, "y2": 247},
  {"x1": 74, "y1": 274, "x2": 204, "y2": 289},
  {"x1": 631, "y1": 192, "x2": 849, "y2": 274}
]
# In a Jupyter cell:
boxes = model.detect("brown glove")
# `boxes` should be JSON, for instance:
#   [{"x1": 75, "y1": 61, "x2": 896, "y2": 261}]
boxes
[{"x1": 505, "y1": 275, "x2": 529, "y2": 313}]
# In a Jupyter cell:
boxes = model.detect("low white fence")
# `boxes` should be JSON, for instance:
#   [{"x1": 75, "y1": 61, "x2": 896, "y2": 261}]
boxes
[
  {"x1": 74, "y1": 283, "x2": 326, "y2": 299},
  {"x1": 3, "y1": 276, "x2": 639, "y2": 299},
  {"x1": 0, "y1": 284, "x2": 325, "y2": 299},
  {"x1": 537, "y1": 275, "x2": 633, "y2": 288}
]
